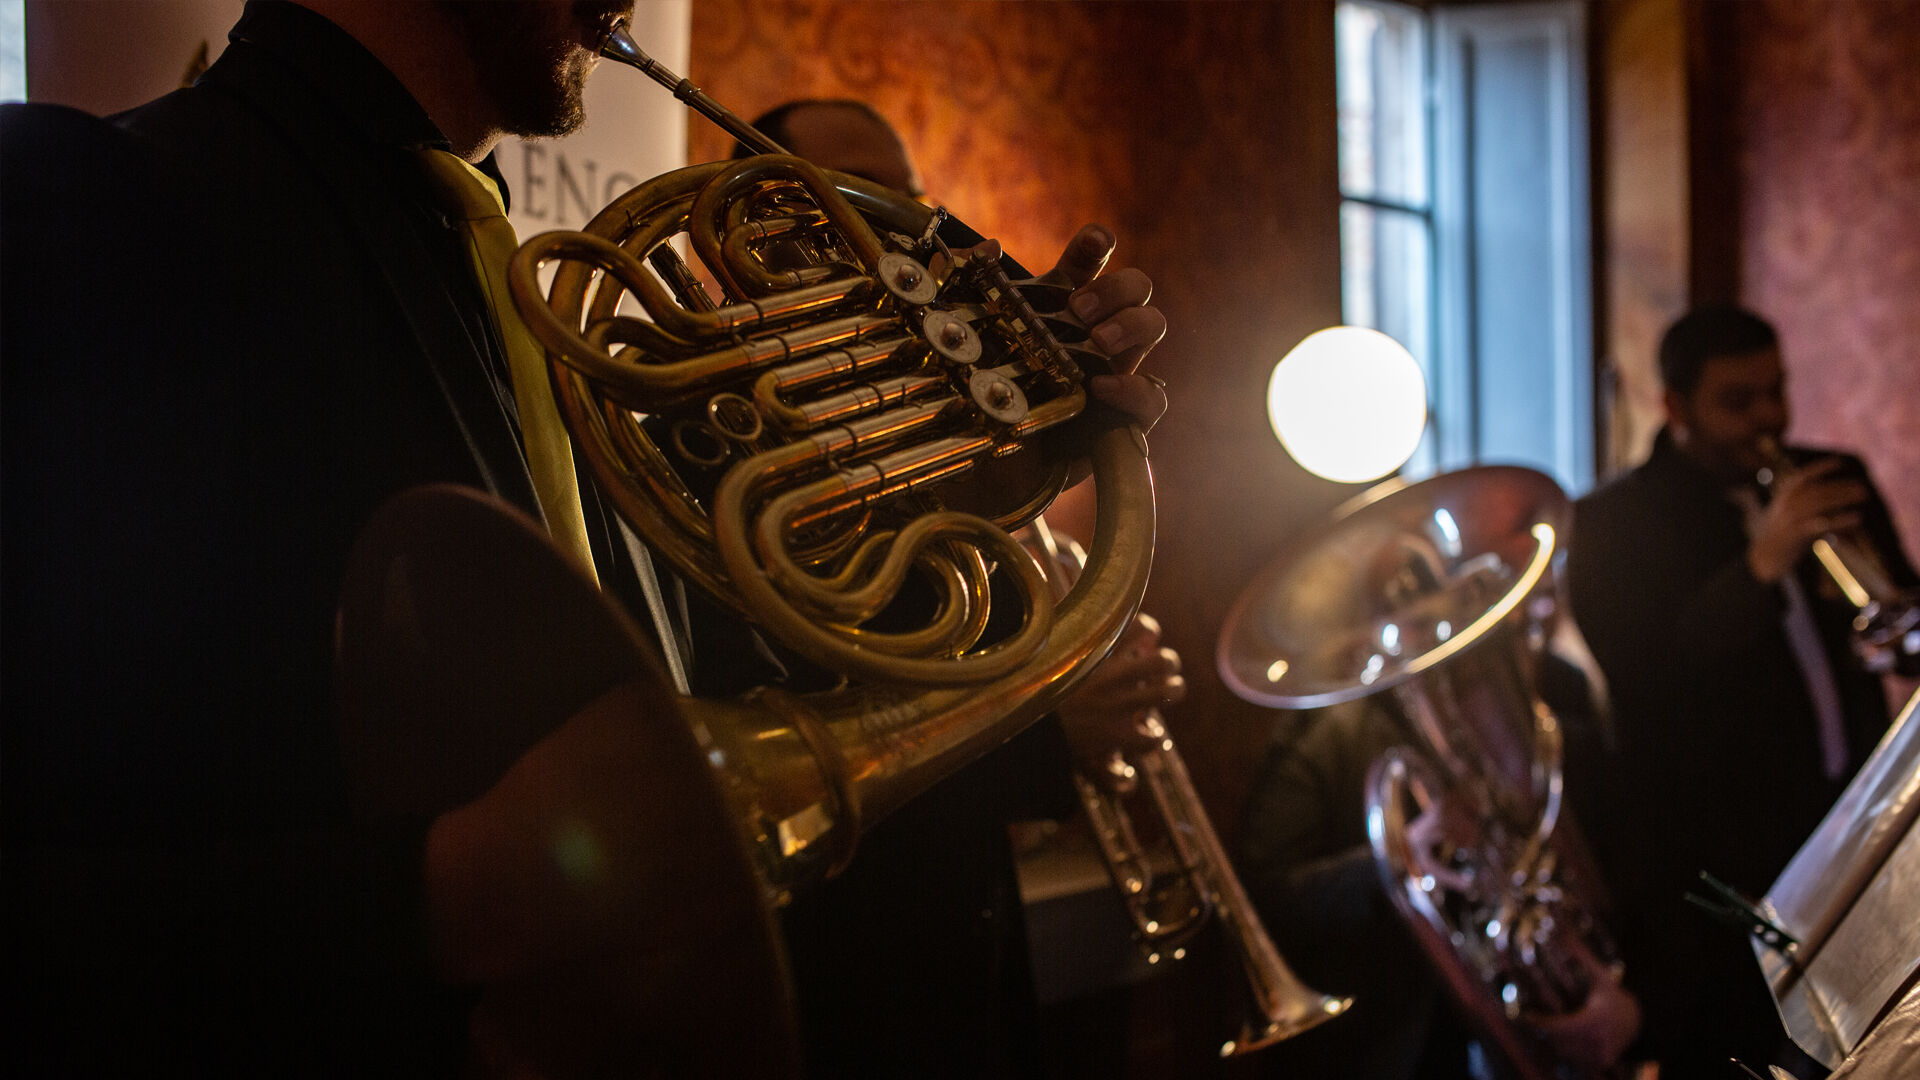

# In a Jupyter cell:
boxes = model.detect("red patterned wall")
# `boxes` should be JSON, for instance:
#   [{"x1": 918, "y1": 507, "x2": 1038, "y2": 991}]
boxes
[
  {"x1": 1598, "y1": 0, "x2": 1691, "y2": 473},
  {"x1": 1732, "y1": 0, "x2": 1920, "y2": 548},
  {"x1": 688, "y1": 1, "x2": 1347, "y2": 831}
]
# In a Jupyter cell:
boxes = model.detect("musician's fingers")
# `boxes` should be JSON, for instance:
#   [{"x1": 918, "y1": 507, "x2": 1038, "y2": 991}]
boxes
[
  {"x1": 1153, "y1": 645, "x2": 1183, "y2": 680},
  {"x1": 1156, "y1": 670, "x2": 1188, "y2": 707},
  {"x1": 1803, "y1": 479, "x2": 1869, "y2": 513},
  {"x1": 1089, "y1": 374, "x2": 1168, "y2": 433},
  {"x1": 1811, "y1": 510, "x2": 1863, "y2": 535},
  {"x1": 1095, "y1": 672, "x2": 1186, "y2": 716},
  {"x1": 1041, "y1": 224, "x2": 1115, "y2": 289},
  {"x1": 1110, "y1": 614, "x2": 1161, "y2": 657},
  {"x1": 1068, "y1": 266, "x2": 1153, "y2": 329},
  {"x1": 1084, "y1": 643, "x2": 1178, "y2": 692},
  {"x1": 1089, "y1": 310, "x2": 1167, "y2": 381}
]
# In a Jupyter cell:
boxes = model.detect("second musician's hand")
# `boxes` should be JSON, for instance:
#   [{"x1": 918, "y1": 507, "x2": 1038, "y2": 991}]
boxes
[
  {"x1": 1747, "y1": 455, "x2": 1868, "y2": 584},
  {"x1": 1055, "y1": 611, "x2": 1186, "y2": 770}
]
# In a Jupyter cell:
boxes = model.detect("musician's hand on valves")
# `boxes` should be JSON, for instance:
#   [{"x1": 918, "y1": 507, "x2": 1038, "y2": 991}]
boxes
[
  {"x1": 1045, "y1": 224, "x2": 1169, "y2": 434},
  {"x1": 1403, "y1": 787, "x2": 1479, "y2": 895},
  {"x1": 1526, "y1": 938, "x2": 1642, "y2": 1075},
  {"x1": 1055, "y1": 612, "x2": 1185, "y2": 772},
  {"x1": 1747, "y1": 456, "x2": 1869, "y2": 584}
]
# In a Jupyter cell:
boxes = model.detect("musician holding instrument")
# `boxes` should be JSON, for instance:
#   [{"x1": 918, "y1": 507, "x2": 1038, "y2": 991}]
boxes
[
  {"x1": 1566, "y1": 303, "x2": 1920, "y2": 1076},
  {"x1": 740, "y1": 97, "x2": 1190, "y2": 1077},
  {"x1": 1239, "y1": 666, "x2": 1640, "y2": 1079},
  {"x1": 0, "y1": 2, "x2": 1169, "y2": 1074}
]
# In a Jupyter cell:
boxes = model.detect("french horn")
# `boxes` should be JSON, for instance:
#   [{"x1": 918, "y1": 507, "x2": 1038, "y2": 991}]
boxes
[
  {"x1": 1218, "y1": 466, "x2": 1624, "y2": 1080},
  {"x1": 338, "y1": 20, "x2": 1154, "y2": 1076}
]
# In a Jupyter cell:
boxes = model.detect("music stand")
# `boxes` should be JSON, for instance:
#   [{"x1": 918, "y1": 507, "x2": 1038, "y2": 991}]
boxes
[{"x1": 1754, "y1": 688, "x2": 1920, "y2": 1073}]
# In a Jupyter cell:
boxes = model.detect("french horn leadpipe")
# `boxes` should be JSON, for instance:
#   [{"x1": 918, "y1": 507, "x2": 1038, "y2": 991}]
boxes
[
  {"x1": 1029, "y1": 522, "x2": 1349, "y2": 1058},
  {"x1": 359, "y1": 18, "x2": 1157, "y2": 1075},
  {"x1": 1755, "y1": 436, "x2": 1920, "y2": 674}
]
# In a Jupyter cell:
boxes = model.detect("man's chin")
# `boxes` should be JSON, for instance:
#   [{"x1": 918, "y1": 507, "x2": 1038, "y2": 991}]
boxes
[
  {"x1": 507, "y1": 98, "x2": 586, "y2": 139},
  {"x1": 501, "y1": 57, "x2": 591, "y2": 138}
]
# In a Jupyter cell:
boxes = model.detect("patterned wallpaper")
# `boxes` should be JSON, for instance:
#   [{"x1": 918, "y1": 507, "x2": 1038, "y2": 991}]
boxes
[
  {"x1": 687, "y1": 1, "x2": 1348, "y2": 829},
  {"x1": 1599, "y1": 0, "x2": 1690, "y2": 474},
  {"x1": 1732, "y1": 0, "x2": 1920, "y2": 550}
]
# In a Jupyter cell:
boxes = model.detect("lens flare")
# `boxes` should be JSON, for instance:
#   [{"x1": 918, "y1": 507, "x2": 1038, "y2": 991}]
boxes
[{"x1": 1268, "y1": 327, "x2": 1427, "y2": 483}]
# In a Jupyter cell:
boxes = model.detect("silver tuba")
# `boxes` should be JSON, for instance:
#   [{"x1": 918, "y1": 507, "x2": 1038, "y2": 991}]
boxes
[{"x1": 1218, "y1": 466, "x2": 1623, "y2": 1080}]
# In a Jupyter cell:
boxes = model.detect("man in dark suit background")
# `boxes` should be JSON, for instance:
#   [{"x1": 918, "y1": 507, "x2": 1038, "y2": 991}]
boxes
[{"x1": 1566, "y1": 303, "x2": 1918, "y2": 1076}]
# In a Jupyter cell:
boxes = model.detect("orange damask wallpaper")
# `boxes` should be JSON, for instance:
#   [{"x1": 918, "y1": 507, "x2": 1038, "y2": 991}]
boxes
[
  {"x1": 1732, "y1": 0, "x2": 1920, "y2": 549},
  {"x1": 688, "y1": 1, "x2": 1347, "y2": 827}
]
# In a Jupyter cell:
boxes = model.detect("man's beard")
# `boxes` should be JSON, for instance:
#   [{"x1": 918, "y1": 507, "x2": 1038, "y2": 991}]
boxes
[{"x1": 443, "y1": 2, "x2": 630, "y2": 138}]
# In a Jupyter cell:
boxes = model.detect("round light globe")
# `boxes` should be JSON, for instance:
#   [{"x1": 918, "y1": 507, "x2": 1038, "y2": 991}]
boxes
[{"x1": 1267, "y1": 327, "x2": 1427, "y2": 484}]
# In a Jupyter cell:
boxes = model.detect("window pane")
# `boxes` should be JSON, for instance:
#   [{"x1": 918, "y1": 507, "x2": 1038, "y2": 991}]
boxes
[
  {"x1": 1341, "y1": 200, "x2": 1435, "y2": 473},
  {"x1": 1340, "y1": 202, "x2": 1431, "y2": 376},
  {"x1": 1336, "y1": 1, "x2": 1429, "y2": 207},
  {"x1": 1, "y1": 0, "x2": 24, "y2": 103}
]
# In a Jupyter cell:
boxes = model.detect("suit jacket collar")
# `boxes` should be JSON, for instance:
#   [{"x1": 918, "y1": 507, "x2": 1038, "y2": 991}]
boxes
[
  {"x1": 224, "y1": 1, "x2": 511, "y2": 207},
  {"x1": 195, "y1": 1, "x2": 540, "y2": 519}
]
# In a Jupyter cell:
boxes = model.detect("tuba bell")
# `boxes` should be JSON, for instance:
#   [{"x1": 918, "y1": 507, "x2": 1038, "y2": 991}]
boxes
[
  {"x1": 337, "y1": 20, "x2": 1156, "y2": 1077},
  {"x1": 1218, "y1": 466, "x2": 1624, "y2": 1080}
]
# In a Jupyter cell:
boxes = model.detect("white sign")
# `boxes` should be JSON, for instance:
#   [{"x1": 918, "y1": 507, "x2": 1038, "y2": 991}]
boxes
[{"x1": 503, "y1": 2, "x2": 689, "y2": 238}]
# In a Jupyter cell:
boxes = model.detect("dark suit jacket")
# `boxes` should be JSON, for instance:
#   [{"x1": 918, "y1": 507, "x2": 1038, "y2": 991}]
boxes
[
  {"x1": 2, "y1": 3, "x2": 557, "y2": 1072},
  {"x1": 1565, "y1": 428, "x2": 1915, "y2": 1072},
  {"x1": 4, "y1": 4, "x2": 1078, "y2": 1074}
]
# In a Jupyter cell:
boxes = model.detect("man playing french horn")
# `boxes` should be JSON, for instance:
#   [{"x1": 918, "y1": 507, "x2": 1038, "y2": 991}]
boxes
[{"x1": 0, "y1": 2, "x2": 1170, "y2": 1075}]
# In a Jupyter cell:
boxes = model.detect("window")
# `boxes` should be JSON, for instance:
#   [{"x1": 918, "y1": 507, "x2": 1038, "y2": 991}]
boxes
[
  {"x1": 1338, "y1": 1, "x2": 1435, "y2": 474},
  {"x1": 1337, "y1": 0, "x2": 1593, "y2": 493},
  {"x1": 2, "y1": 0, "x2": 26, "y2": 103}
]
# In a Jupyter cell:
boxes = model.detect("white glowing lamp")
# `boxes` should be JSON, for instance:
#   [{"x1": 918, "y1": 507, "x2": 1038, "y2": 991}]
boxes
[{"x1": 1267, "y1": 326, "x2": 1427, "y2": 483}]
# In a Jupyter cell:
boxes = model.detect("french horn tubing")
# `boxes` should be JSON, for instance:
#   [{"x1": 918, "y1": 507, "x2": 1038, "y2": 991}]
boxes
[
  {"x1": 345, "y1": 19, "x2": 1157, "y2": 1074},
  {"x1": 495, "y1": 16, "x2": 1157, "y2": 883},
  {"x1": 339, "y1": 20, "x2": 1159, "y2": 1074}
]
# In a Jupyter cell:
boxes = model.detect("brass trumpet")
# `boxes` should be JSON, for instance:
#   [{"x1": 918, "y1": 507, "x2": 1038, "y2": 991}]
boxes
[
  {"x1": 1028, "y1": 522, "x2": 1349, "y2": 1058},
  {"x1": 1756, "y1": 436, "x2": 1920, "y2": 675}
]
